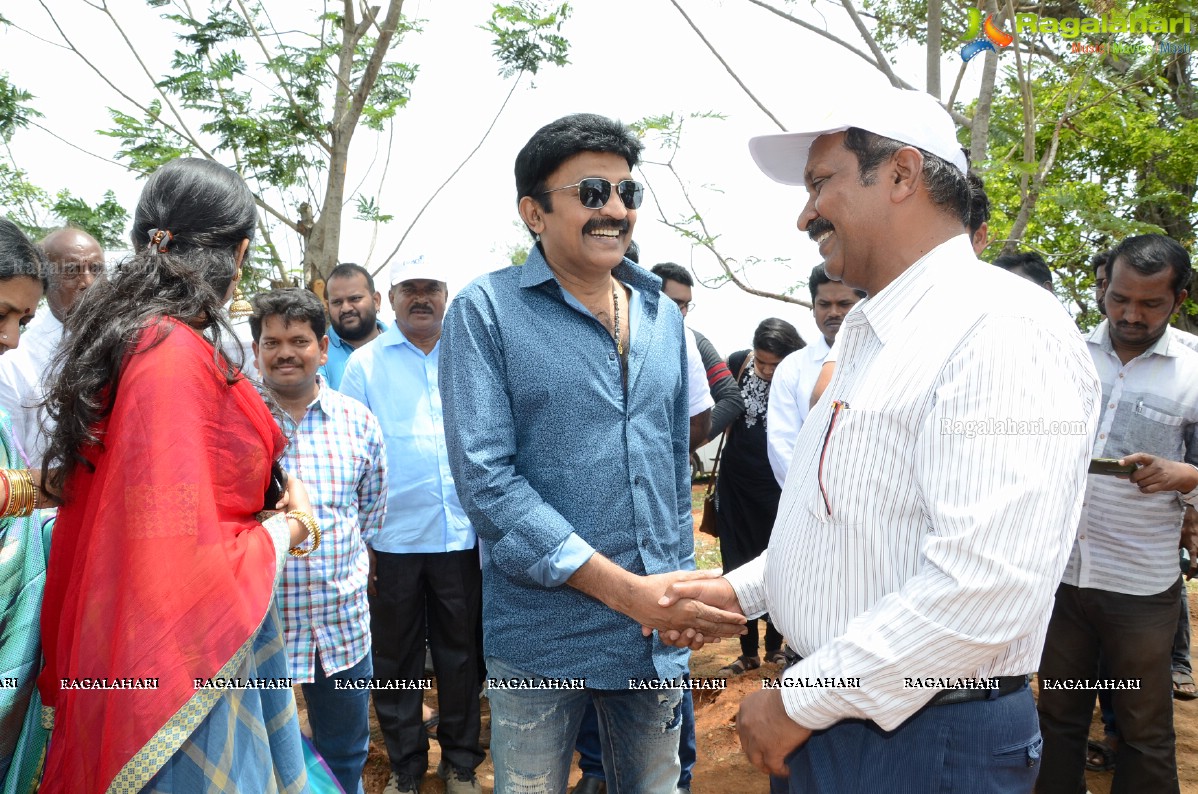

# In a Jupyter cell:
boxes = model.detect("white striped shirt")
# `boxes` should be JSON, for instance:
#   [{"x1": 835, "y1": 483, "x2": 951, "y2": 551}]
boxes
[
  {"x1": 1064, "y1": 322, "x2": 1198, "y2": 595},
  {"x1": 767, "y1": 334, "x2": 832, "y2": 486},
  {"x1": 725, "y1": 236, "x2": 1100, "y2": 732}
]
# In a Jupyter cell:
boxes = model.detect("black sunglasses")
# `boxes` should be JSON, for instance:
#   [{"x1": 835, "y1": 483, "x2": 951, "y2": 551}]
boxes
[{"x1": 538, "y1": 177, "x2": 644, "y2": 210}]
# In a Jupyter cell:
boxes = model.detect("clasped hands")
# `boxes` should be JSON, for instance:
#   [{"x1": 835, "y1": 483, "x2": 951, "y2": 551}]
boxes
[
  {"x1": 634, "y1": 571, "x2": 814, "y2": 776},
  {"x1": 630, "y1": 570, "x2": 747, "y2": 651}
]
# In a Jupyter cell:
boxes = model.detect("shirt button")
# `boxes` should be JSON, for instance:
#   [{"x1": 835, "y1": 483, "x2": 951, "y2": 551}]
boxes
[
  {"x1": 1079, "y1": 534, "x2": 1086, "y2": 540},
  {"x1": 1118, "y1": 373, "x2": 1124, "y2": 378},
  {"x1": 640, "y1": 537, "x2": 650, "y2": 549},
  {"x1": 1099, "y1": 433, "x2": 1105, "y2": 439},
  {"x1": 1109, "y1": 403, "x2": 1115, "y2": 409},
  {"x1": 609, "y1": 353, "x2": 616, "y2": 361},
  {"x1": 634, "y1": 475, "x2": 643, "y2": 486}
]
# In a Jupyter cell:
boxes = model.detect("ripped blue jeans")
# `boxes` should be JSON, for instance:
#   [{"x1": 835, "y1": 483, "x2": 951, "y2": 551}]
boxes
[{"x1": 486, "y1": 656, "x2": 683, "y2": 794}]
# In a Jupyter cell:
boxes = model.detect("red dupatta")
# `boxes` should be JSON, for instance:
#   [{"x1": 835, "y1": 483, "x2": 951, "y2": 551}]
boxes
[{"x1": 37, "y1": 318, "x2": 286, "y2": 793}]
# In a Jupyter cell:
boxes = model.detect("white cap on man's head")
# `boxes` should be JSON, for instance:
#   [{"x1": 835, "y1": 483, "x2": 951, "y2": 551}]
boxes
[
  {"x1": 389, "y1": 254, "x2": 442, "y2": 287},
  {"x1": 748, "y1": 86, "x2": 968, "y2": 186}
]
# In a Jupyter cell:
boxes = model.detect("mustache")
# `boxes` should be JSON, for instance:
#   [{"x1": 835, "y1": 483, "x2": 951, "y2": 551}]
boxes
[
  {"x1": 807, "y1": 218, "x2": 834, "y2": 243},
  {"x1": 272, "y1": 358, "x2": 300, "y2": 367},
  {"x1": 1116, "y1": 322, "x2": 1147, "y2": 331},
  {"x1": 408, "y1": 303, "x2": 434, "y2": 313},
  {"x1": 582, "y1": 218, "x2": 630, "y2": 235}
]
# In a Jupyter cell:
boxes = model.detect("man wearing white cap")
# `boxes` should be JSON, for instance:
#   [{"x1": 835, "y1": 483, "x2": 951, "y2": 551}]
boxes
[
  {"x1": 658, "y1": 86, "x2": 1100, "y2": 791},
  {"x1": 341, "y1": 256, "x2": 484, "y2": 794}
]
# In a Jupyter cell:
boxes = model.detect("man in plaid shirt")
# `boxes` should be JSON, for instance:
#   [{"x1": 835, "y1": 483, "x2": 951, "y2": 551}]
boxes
[{"x1": 251, "y1": 288, "x2": 388, "y2": 794}]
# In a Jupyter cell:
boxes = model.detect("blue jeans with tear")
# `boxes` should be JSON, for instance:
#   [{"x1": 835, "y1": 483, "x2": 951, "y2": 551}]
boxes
[{"x1": 486, "y1": 656, "x2": 683, "y2": 794}]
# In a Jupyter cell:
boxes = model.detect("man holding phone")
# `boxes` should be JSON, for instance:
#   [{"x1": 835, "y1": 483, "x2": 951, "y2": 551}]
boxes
[{"x1": 1036, "y1": 233, "x2": 1198, "y2": 793}]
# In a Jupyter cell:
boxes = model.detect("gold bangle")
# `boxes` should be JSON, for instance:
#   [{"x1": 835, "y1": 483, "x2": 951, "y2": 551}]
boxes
[
  {"x1": 1, "y1": 469, "x2": 34, "y2": 518},
  {"x1": 0, "y1": 471, "x2": 11, "y2": 517},
  {"x1": 286, "y1": 510, "x2": 321, "y2": 558}
]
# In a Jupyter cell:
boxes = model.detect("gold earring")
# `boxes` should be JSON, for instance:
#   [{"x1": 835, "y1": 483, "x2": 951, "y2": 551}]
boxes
[{"x1": 229, "y1": 285, "x2": 253, "y2": 319}]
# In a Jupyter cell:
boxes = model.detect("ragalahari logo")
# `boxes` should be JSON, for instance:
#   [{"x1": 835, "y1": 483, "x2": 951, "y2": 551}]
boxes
[{"x1": 961, "y1": 8, "x2": 1014, "y2": 61}]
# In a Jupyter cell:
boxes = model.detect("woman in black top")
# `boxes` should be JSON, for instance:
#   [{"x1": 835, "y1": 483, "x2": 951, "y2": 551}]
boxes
[{"x1": 716, "y1": 317, "x2": 803, "y2": 676}]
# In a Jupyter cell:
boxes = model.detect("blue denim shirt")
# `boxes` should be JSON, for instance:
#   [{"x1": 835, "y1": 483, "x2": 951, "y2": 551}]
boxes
[
  {"x1": 320, "y1": 319, "x2": 387, "y2": 391},
  {"x1": 440, "y1": 245, "x2": 693, "y2": 689}
]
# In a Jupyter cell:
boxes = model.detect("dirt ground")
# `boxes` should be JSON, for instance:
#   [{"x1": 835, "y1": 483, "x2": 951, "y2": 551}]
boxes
[{"x1": 297, "y1": 487, "x2": 1198, "y2": 793}]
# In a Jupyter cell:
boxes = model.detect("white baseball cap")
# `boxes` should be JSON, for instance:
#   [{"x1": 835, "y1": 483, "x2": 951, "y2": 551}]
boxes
[
  {"x1": 389, "y1": 254, "x2": 443, "y2": 287},
  {"x1": 748, "y1": 87, "x2": 968, "y2": 186}
]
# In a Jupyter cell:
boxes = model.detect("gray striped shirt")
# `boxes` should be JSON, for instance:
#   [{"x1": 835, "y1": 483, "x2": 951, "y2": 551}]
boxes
[{"x1": 1063, "y1": 322, "x2": 1198, "y2": 595}]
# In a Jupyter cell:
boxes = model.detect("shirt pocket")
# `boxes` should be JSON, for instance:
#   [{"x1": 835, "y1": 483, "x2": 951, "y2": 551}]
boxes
[
  {"x1": 810, "y1": 407, "x2": 904, "y2": 527},
  {"x1": 1127, "y1": 403, "x2": 1185, "y2": 462}
]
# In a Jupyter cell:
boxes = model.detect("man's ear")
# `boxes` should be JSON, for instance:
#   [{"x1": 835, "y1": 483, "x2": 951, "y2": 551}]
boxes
[
  {"x1": 519, "y1": 196, "x2": 546, "y2": 236},
  {"x1": 888, "y1": 147, "x2": 923, "y2": 203}
]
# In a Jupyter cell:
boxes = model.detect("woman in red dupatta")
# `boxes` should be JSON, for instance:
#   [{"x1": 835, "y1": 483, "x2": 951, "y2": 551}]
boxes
[{"x1": 37, "y1": 158, "x2": 316, "y2": 793}]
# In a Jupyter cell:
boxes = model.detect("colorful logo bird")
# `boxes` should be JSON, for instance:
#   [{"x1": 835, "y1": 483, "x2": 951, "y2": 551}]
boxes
[{"x1": 960, "y1": 8, "x2": 1014, "y2": 61}]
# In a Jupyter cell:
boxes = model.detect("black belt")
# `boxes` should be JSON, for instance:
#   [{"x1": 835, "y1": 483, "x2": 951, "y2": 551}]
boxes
[
  {"x1": 927, "y1": 675, "x2": 1030, "y2": 707},
  {"x1": 780, "y1": 650, "x2": 1028, "y2": 707}
]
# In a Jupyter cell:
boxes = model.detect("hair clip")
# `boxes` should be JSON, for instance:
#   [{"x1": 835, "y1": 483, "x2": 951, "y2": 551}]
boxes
[{"x1": 148, "y1": 228, "x2": 174, "y2": 253}]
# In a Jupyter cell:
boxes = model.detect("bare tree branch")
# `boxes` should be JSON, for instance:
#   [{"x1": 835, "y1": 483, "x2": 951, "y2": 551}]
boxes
[
  {"x1": 743, "y1": 0, "x2": 891, "y2": 77},
  {"x1": 373, "y1": 73, "x2": 525, "y2": 277},
  {"x1": 838, "y1": 0, "x2": 909, "y2": 90},
  {"x1": 667, "y1": 0, "x2": 786, "y2": 131},
  {"x1": 640, "y1": 118, "x2": 808, "y2": 308},
  {"x1": 35, "y1": 0, "x2": 214, "y2": 159}
]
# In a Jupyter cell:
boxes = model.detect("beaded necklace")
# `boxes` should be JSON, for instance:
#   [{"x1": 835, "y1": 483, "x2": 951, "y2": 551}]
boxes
[{"x1": 612, "y1": 280, "x2": 627, "y2": 387}]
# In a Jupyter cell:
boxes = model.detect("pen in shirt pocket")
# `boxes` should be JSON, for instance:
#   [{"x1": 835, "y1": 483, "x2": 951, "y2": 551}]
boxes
[{"x1": 818, "y1": 400, "x2": 849, "y2": 516}]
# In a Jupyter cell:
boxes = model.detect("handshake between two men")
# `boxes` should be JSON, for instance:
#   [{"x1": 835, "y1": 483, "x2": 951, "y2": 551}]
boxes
[{"x1": 566, "y1": 553, "x2": 748, "y2": 649}]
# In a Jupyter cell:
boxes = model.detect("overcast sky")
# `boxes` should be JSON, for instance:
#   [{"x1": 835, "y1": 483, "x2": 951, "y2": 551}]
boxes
[{"x1": 3, "y1": 0, "x2": 980, "y2": 355}]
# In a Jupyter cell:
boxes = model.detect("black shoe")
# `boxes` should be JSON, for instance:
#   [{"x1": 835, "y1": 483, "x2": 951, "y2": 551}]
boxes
[{"x1": 571, "y1": 776, "x2": 607, "y2": 794}]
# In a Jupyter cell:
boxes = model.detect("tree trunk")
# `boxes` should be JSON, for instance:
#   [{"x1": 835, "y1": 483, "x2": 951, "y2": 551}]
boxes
[
  {"x1": 926, "y1": 0, "x2": 942, "y2": 98},
  {"x1": 303, "y1": 0, "x2": 407, "y2": 286}
]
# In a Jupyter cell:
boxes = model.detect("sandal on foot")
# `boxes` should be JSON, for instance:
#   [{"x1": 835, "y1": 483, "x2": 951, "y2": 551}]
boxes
[
  {"x1": 1085, "y1": 738, "x2": 1116, "y2": 772},
  {"x1": 764, "y1": 650, "x2": 788, "y2": 666},
  {"x1": 717, "y1": 655, "x2": 761, "y2": 677},
  {"x1": 1173, "y1": 670, "x2": 1198, "y2": 701}
]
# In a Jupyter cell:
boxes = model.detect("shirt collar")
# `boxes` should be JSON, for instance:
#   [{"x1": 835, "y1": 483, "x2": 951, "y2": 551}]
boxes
[
  {"x1": 1087, "y1": 319, "x2": 1178, "y2": 359},
  {"x1": 328, "y1": 319, "x2": 386, "y2": 350},
  {"x1": 847, "y1": 234, "x2": 973, "y2": 346},
  {"x1": 308, "y1": 374, "x2": 335, "y2": 417},
  {"x1": 519, "y1": 242, "x2": 662, "y2": 307},
  {"x1": 378, "y1": 322, "x2": 440, "y2": 354}
]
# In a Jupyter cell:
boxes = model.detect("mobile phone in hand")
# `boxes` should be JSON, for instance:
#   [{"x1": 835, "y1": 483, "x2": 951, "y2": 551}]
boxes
[{"x1": 1088, "y1": 458, "x2": 1137, "y2": 476}]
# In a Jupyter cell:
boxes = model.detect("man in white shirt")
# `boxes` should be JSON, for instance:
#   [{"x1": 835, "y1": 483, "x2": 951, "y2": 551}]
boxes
[
  {"x1": 765, "y1": 264, "x2": 862, "y2": 486},
  {"x1": 1036, "y1": 233, "x2": 1198, "y2": 794},
  {"x1": 0, "y1": 228, "x2": 102, "y2": 465},
  {"x1": 659, "y1": 86, "x2": 1099, "y2": 792}
]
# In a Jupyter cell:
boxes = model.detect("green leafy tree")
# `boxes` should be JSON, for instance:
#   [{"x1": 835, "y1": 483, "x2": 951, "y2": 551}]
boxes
[
  {"x1": 0, "y1": 69, "x2": 129, "y2": 246},
  {"x1": 33, "y1": 0, "x2": 571, "y2": 291},
  {"x1": 653, "y1": 0, "x2": 1196, "y2": 325}
]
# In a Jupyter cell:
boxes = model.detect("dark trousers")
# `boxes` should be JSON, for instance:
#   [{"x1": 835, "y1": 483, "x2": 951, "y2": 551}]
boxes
[
  {"x1": 1098, "y1": 584, "x2": 1192, "y2": 736},
  {"x1": 370, "y1": 548, "x2": 484, "y2": 777},
  {"x1": 769, "y1": 687, "x2": 1041, "y2": 792},
  {"x1": 1037, "y1": 580, "x2": 1182, "y2": 794}
]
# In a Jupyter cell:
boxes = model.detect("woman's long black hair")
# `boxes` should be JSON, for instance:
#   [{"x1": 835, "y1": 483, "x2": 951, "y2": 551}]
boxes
[{"x1": 41, "y1": 157, "x2": 256, "y2": 492}]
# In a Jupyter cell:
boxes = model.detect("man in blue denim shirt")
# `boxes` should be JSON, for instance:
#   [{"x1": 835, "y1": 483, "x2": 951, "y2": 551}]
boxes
[{"x1": 441, "y1": 113, "x2": 745, "y2": 794}]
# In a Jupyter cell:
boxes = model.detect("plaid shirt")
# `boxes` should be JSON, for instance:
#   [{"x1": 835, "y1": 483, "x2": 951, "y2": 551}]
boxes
[{"x1": 278, "y1": 377, "x2": 388, "y2": 680}]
